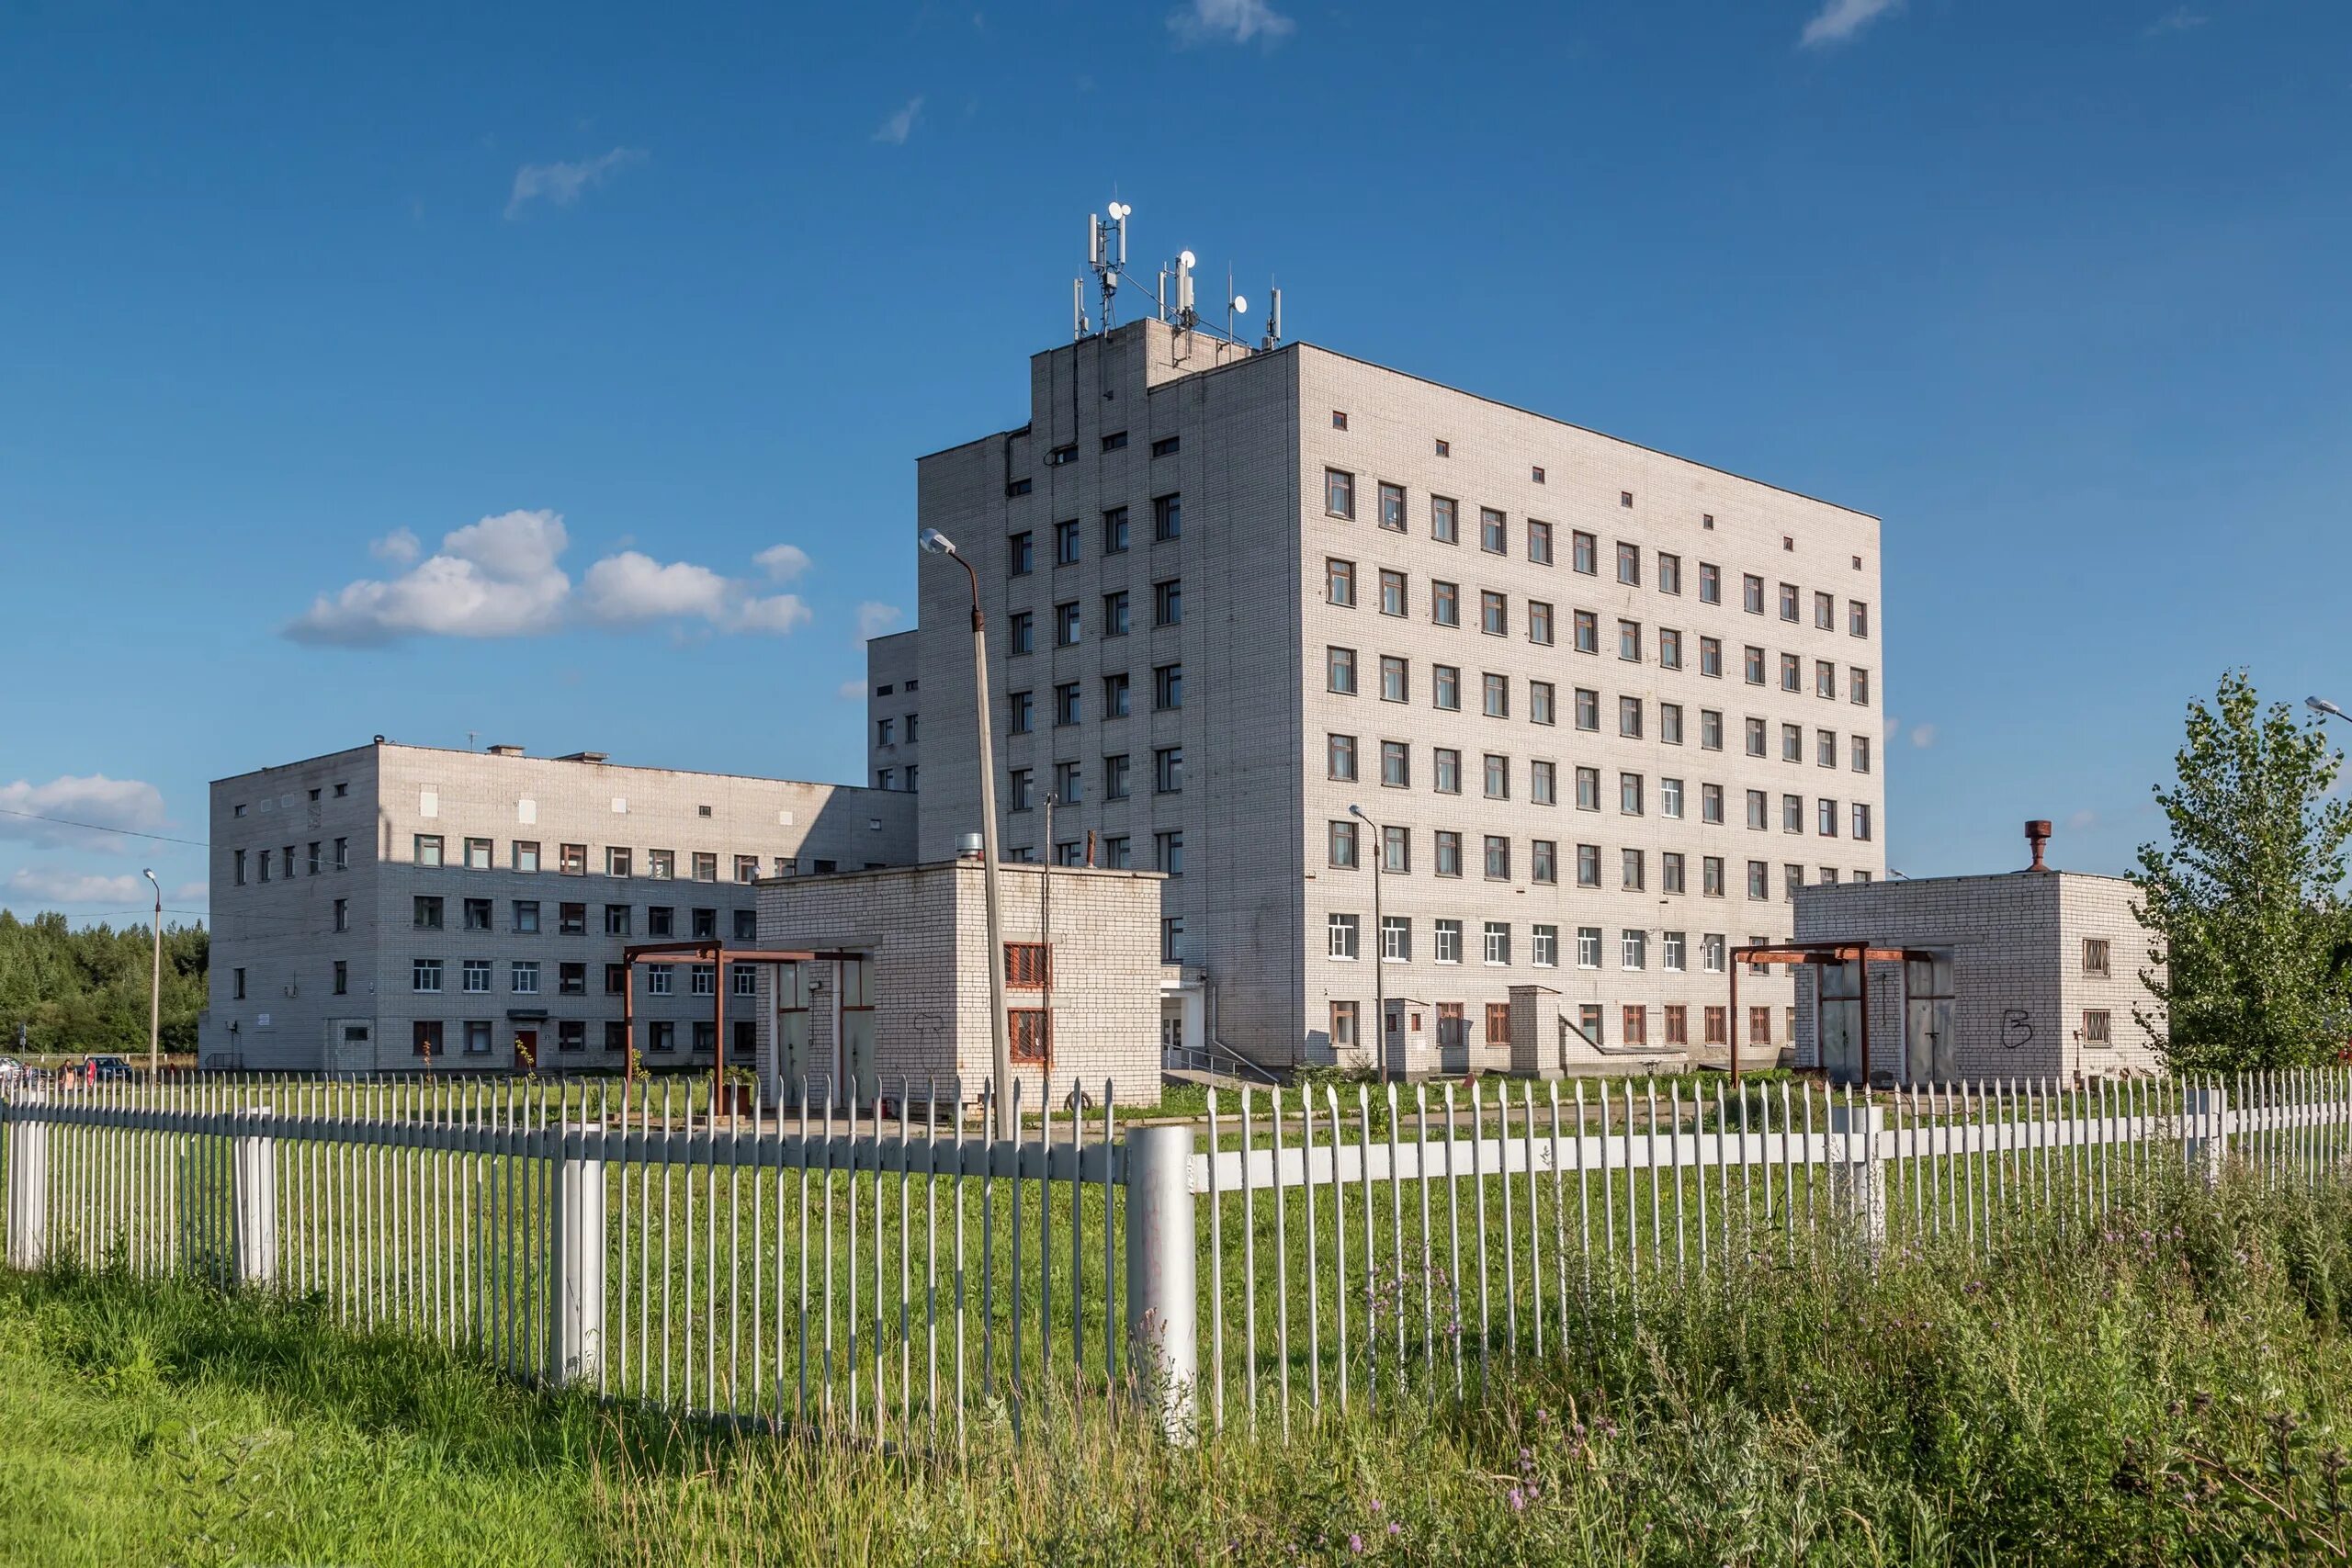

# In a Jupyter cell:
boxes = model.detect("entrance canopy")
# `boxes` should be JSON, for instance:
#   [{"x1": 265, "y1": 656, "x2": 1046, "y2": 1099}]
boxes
[{"x1": 1725, "y1": 940, "x2": 1939, "y2": 1085}]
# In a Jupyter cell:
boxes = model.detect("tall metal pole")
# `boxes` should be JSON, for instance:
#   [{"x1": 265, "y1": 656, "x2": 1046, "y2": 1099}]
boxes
[
  {"x1": 1351, "y1": 807, "x2": 1385, "y2": 1086},
  {"x1": 934, "y1": 544, "x2": 1015, "y2": 1140},
  {"x1": 141, "y1": 868, "x2": 163, "y2": 1080},
  {"x1": 1042, "y1": 792, "x2": 1057, "y2": 1102}
]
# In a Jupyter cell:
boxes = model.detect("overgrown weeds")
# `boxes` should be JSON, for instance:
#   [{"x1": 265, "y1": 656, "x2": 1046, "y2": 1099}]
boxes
[{"x1": 6, "y1": 1169, "x2": 2352, "y2": 1563}]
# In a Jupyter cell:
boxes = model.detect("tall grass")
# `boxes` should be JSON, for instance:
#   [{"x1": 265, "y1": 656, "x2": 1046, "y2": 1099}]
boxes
[{"x1": 8, "y1": 1169, "x2": 2352, "y2": 1564}]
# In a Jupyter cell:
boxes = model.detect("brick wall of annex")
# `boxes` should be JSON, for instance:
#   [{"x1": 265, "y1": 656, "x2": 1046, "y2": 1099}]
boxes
[{"x1": 756, "y1": 861, "x2": 1165, "y2": 1109}]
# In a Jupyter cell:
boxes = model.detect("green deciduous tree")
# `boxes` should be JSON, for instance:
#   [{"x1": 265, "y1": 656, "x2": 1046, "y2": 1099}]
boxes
[
  {"x1": 2132, "y1": 670, "x2": 2352, "y2": 1070},
  {"x1": 0, "y1": 909, "x2": 208, "y2": 1055}
]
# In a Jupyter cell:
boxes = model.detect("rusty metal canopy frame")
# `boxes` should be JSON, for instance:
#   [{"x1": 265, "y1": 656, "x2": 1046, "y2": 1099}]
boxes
[
  {"x1": 618, "y1": 941, "x2": 864, "y2": 1099},
  {"x1": 1725, "y1": 939, "x2": 1940, "y2": 1086}
]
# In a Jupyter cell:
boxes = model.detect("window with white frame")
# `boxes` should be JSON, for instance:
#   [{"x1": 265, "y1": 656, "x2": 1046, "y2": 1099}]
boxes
[
  {"x1": 1329, "y1": 913, "x2": 1361, "y2": 959},
  {"x1": 1577, "y1": 927, "x2": 1602, "y2": 968},
  {"x1": 1434, "y1": 919, "x2": 1463, "y2": 963},
  {"x1": 1621, "y1": 930, "x2": 1647, "y2": 970},
  {"x1": 1483, "y1": 921, "x2": 1510, "y2": 964},
  {"x1": 1381, "y1": 915, "x2": 1410, "y2": 961},
  {"x1": 1662, "y1": 931, "x2": 1686, "y2": 972},
  {"x1": 1532, "y1": 924, "x2": 1558, "y2": 967}
]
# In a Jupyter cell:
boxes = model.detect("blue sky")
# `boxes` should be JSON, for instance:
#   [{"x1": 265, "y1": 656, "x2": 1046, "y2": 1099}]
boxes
[{"x1": 2, "y1": 0, "x2": 2346, "y2": 923}]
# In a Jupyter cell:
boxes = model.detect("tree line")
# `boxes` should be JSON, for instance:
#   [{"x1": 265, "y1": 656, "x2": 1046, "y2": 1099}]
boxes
[{"x1": 0, "y1": 910, "x2": 209, "y2": 1055}]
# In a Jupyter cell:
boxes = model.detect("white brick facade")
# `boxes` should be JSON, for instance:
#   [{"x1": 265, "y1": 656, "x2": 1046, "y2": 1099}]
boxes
[
  {"x1": 204, "y1": 741, "x2": 917, "y2": 1072},
  {"x1": 753, "y1": 861, "x2": 1164, "y2": 1109},
  {"x1": 1791, "y1": 870, "x2": 2165, "y2": 1082},
  {"x1": 901, "y1": 318, "x2": 1886, "y2": 1071}
]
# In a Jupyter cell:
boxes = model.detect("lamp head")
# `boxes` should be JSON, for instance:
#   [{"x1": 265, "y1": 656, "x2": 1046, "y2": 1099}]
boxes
[
  {"x1": 2308, "y1": 695, "x2": 2347, "y2": 719},
  {"x1": 919, "y1": 528, "x2": 958, "y2": 558}
]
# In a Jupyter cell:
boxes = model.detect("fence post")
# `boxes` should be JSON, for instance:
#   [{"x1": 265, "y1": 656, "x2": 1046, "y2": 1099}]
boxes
[
  {"x1": 232, "y1": 1108, "x2": 278, "y2": 1288},
  {"x1": 1123, "y1": 1123, "x2": 1198, "y2": 1443},
  {"x1": 548, "y1": 1121, "x2": 605, "y2": 1386},
  {"x1": 2184, "y1": 1083, "x2": 2227, "y2": 1189},
  {"x1": 1828, "y1": 1100, "x2": 1886, "y2": 1257},
  {"x1": 5, "y1": 1096, "x2": 50, "y2": 1270}
]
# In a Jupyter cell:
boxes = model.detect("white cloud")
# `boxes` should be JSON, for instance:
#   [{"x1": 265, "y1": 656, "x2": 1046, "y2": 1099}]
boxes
[
  {"x1": 369, "y1": 526, "x2": 420, "y2": 565},
  {"x1": 4, "y1": 868, "x2": 147, "y2": 906},
  {"x1": 289, "y1": 515, "x2": 817, "y2": 643},
  {"x1": 838, "y1": 678, "x2": 867, "y2": 701},
  {"x1": 582, "y1": 551, "x2": 810, "y2": 635},
  {"x1": 0, "y1": 774, "x2": 169, "y2": 851},
  {"x1": 504, "y1": 147, "x2": 647, "y2": 219},
  {"x1": 857, "y1": 602, "x2": 905, "y2": 641},
  {"x1": 2065, "y1": 808, "x2": 2098, "y2": 832},
  {"x1": 874, "y1": 96, "x2": 924, "y2": 146},
  {"x1": 754, "y1": 543, "x2": 812, "y2": 582},
  {"x1": 1909, "y1": 723, "x2": 1939, "y2": 749},
  {"x1": 1168, "y1": 0, "x2": 1293, "y2": 46},
  {"x1": 287, "y1": 510, "x2": 571, "y2": 645},
  {"x1": 2145, "y1": 6, "x2": 2206, "y2": 35},
  {"x1": 171, "y1": 881, "x2": 209, "y2": 904},
  {"x1": 1800, "y1": 0, "x2": 1900, "y2": 48}
]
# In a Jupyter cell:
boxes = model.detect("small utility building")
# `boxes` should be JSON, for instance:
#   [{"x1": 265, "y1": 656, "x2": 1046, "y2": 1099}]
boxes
[
  {"x1": 753, "y1": 859, "x2": 1167, "y2": 1111},
  {"x1": 1790, "y1": 823, "x2": 2165, "y2": 1084}
]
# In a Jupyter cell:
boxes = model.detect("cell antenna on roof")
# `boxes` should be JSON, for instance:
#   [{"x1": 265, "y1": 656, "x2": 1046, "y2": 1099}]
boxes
[
  {"x1": 1082, "y1": 200, "x2": 1131, "y2": 336},
  {"x1": 1262, "y1": 285, "x2": 1283, "y2": 349}
]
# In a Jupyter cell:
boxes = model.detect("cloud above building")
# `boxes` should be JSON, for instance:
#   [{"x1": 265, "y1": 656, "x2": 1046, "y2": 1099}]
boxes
[
  {"x1": 873, "y1": 96, "x2": 923, "y2": 146},
  {"x1": 4, "y1": 867, "x2": 149, "y2": 906},
  {"x1": 1168, "y1": 0, "x2": 1293, "y2": 47},
  {"x1": 0, "y1": 773, "x2": 170, "y2": 852},
  {"x1": 1800, "y1": 0, "x2": 1899, "y2": 48},
  {"x1": 285, "y1": 512, "x2": 816, "y2": 645}
]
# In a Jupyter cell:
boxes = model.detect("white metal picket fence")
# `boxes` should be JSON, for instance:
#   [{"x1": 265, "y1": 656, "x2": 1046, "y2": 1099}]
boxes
[{"x1": 4, "y1": 1068, "x2": 2349, "y2": 1447}]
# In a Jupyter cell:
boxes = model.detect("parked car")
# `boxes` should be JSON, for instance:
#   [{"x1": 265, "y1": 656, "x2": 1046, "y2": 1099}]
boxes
[
  {"x1": 85, "y1": 1055, "x2": 133, "y2": 1083},
  {"x1": 0, "y1": 1056, "x2": 23, "y2": 1082}
]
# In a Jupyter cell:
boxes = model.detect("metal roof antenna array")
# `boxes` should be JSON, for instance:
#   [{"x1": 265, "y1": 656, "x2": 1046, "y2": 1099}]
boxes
[
  {"x1": 1262, "y1": 283, "x2": 1283, "y2": 350},
  {"x1": 1077, "y1": 200, "x2": 1133, "y2": 339}
]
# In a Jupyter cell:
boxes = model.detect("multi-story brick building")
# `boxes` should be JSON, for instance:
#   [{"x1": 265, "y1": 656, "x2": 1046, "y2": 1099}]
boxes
[
  {"x1": 202, "y1": 740, "x2": 916, "y2": 1072},
  {"x1": 899, "y1": 315, "x2": 1886, "y2": 1072},
  {"x1": 865, "y1": 628, "x2": 922, "y2": 794}
]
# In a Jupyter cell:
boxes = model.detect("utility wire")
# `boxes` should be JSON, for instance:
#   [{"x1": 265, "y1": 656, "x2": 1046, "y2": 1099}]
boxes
[{"x1": 0, "y1": 807, "x2": 207, "y2": 849}]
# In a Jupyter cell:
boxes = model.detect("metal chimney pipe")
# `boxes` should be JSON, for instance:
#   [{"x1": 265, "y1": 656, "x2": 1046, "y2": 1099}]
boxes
[{"x1": 2025, "y1": 819, "x2": 2052, "y2": 872}]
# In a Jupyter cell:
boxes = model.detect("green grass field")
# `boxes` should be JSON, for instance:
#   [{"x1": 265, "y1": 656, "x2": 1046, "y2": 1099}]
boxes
[{"x1": 7, "y1": 1167, "x2": 2352, "y2": 1564}]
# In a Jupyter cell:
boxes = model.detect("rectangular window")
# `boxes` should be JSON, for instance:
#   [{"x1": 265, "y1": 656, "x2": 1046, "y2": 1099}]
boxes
[
  {"x1": 2084, "y1": 1010, "x2": 2112, "y2": 1045},
  {"x1": 1484, "y1": 753, "x2": 1510, "y2": 800},
  {"x1": 1327, "y1": 557, "x2": 1355, "y2": 605},
  {"x1": 1702, "y1": 933, "x2": 1727, "y2": 973},
  {"x1": 1329, "y1": 819, "x2": 1360, "y2": 869},
  {"x1": 1619, "y1": 695, "x2": 1643, "y2": 739},
  {"x1": 1380, "y1": 570, "x2": 1408, "y2": 616},
  {"x1": 1663, "y1": 931, "x2": 1687, "y2": 972},
  {"x1": 1008, "y1": 768, "x2": 1033, "y2": 810},
  {"x1": 1327, "y1": 646, "x2": 1357, "y2": 694},
  {"x1": 1577, "y1": 843, "x2": 1600, "y2": 887},
  {"x1": 649, "y1": 849, "x2": 675, "y2": 880},
  {"x1": 1154, "y1": 663, "x2": 1184, "y2": 710},
  {"x1": 1103, "y1": 672, "x2": 1130, "y2": 717},
  {"x1": 1009, "y1": 613, "x2": 1033, "y2": 654},
  {"x1": 1483, "y1": 672, "x2": 1508, "y2": 718},
  {"x1": 1103, "y1": 591, "x2": 1130, "y2": 636},
  {"x1": 413, "y1": 895, "x2": 444, "y2": 931},
  {"x1": 1326, "y1": 468, "x2": 1355, "y2": 518},
  {"x1": 1431, "y1": 581, "x2": 1460, "y2": 626},
  {"x1": 413, "y1": 958, "x2": 443, "y2": 994},
  {"x1": 1434, "y1": 919, "x2": 1463, "y2": 964},
  {"x1": 1575, "y1": 688, "x2": 1600, "y2": 731},
  {"x1": 1616, "y1": 542, "x2": 1640, "y2": 586},
  {"x1": 462, "y1": 958, "x2": 492, "y2": 993},
  {"x1": 1703, "y1": 855, "x2": 1725, "y2": 897},
  {"x1": 1329, "y1": 1001, "x2": 1360, "y2": 1053},
  {"x1": 1532, "y1": 924, "x2": 1558, "y2": 966},
  {"x1": 1483, "y1": 922, "x2": 1511, "y2": 964},
  {"x1": 1577, "y1": 927, "x2": 1602, "y2": 968},
  {"x1": 1743, "y1": 574, "x2": 1765, "y2": 615},
  {"x1": 334, "y1": 837, "x2": 349, "y2": 871},
  {"x1": 1151, "y1": 434, "x2": 1180, "y2": 457},
  {"x1": 1623, "y1": 1007, "x2": 1647, "y2": 1047},
  {"x1": 1528, "y1": 601, "x2": 1553, "y2": 646},
  {"x1": 1572, "y1": 530, "x2": 1597, "y2": 575},
  {"x1": 333, "y1": 897, "x2": 349, "y2": 932},
  {"x1": 1532, "y1": 839, "x2": 1557, "y2": 884},
  {"x1": 1480, "y1": 508, "x2": 1507, "y2": 553},
  {"x1": 1780, "y1": 582, "x2": 1800, "y2": 622},
  {"x1": 2083, "y1": 938, "x2": 2111, "y2": 978},
  {"x1": 1055, "y1": 602, "x2": 1080, "y2": 646},
  {"x1": 1815, "y1": 590, "x2": 1836, "y2": 630},
  {"x1": 413, "y1": 1021, "x2": 443, "y2": 1056},
  {"x1": 1661, "y1": 702, "x2": 1684, "y2": 746},
  {"x1": 1661, "y1": 777, "x2": 1684, "y2": 818},
  {"x1": 1154, "y1": 492, "x2": 1182, "y2": 541},
  {"x1": 1379, "y1": 655, "x2": 1408, "y2": 703},
  {"x1": 1431, "y1": 495, "x2": 1458, "y2": 544},
  {"x1": 1783, "y1": 723, "x2": 1804, "y2": 762},
  {"x1": 1328, "y1": 913, "x2": 1361, "y2": 959},
  {"x1": 1531, "y1": 759, "x2": 1556, "y2": 806},
  {"x1": 1160, "y1": 916, "x2": 1186, "y2": 963},
  {"x1": 1011, "y1": 1009, "x2": 1052, "y2": 1063},
  {"x1": 1852, "y1": 803, "x2": 1873, "y2": 840},
  {"x1": 1576, "y1": 766, "x2": 1600, "y2": 811},
  {"x1": 414, "y1": 833, "x2": 444, "y2": 867},
  {"x1": 1530, "y1": 680, "x2": 1555, "y2": 726},
  {"x1": 1383, "y1": 825, "x2": 1410, "y2": 874},
  {"x1": 1157, "y1": 830, "x2": 1184, "y2": 874},
  {"x1": 1378, "y1": 481, "x2": 1407, "y2": 531},
  {"x1": 1665, "y1": 1006, "x2": 1688, "y2": 1047},
  {"x1": 1527, "y1": 519, "x2": 1553, "y2": 565},
  {"x1": 1699, "y1": 562, "x2": 1721, "y2": 604},
  {"x1": 560, "y1": 902, "x2": 587, "y2": 935},
  {"x1": 1155, "y1": 748, "x2": 1183, "y2": 794},
  {"x1": 1382, "y1": 914, "x2": 1411, "y2": 961},
  {"x1": 1103, "y1": 507, "x2": 1130, "y2": 553},
  {"x1": 1434, "y1": 665, "x2": 1461, "y2": 711},
  {"x1": 607, "y1": 846, "x2": 634, "y2": 877},
  {"x1": 1009, "y1": 532, "x2": 1034, "y2": 575},
  {"x1": 1851, "y1": 667, "x2": 1871, "y2": 705},
  {"x1": 1055, "y1": 518, "x2": 1080, "y2": 565},
  {"x1": 1619, "y1": 619, "x2": 1642, "y2": 661},
  {"x1": 1818, "y1": 798, "x2": 1839, "y2": 837},
  {"x1": 1702, "y1": 784, "x2": 1724, "y2": 825},
  {"x1": 1816, "y1": 660, "x2": 1836, "y2": 700},
  {"x1": 1658, "y1": 553, "x2": 1681, "y2": 595},
  {"x1": 1054, "y1": 760, "x2": 1083, "y2": 804},
  {"x1": 464, "y1": 897, "x2": 492, "y2": 931},
  {"x1": 1700, "y1": 637, "x2": 1722, "y2": 678},
  {"x1": 1574, "y1": 609, "x2": 1598, "y2": 654},
  {"x1": 1853, "y1": 735, "x2": 1872, "y2": 774},
  {"x1": 1328, "y1": 734, "x2": 1357, "y2": 781},
  {"x1": 560, "y1": 962, "x2": 587, "y2": 997},
  {"x1": 1621, "y1": 929, "x2": 1647, "y2": 970},
  {"x1": 512, "y1": 961, "x2": 540, "y2": 995},
  {"x1": 1435, "y1": 831, "x2": 1463, "y2": 877},
  {"x1": 1702, "y1": 709, "x2": 1724, "y2": 750},
  {"x1": 1432, "y1": 748, "x2": 1458, "y2": 793},
  {"x1": 1658, "y1": 627, "x2": 1681, "y2": 670},
  {"x1": 1622, "y1": 848, "x2": 1645, "y2": 890},
  {"x1": 1005, "y1": 941, "x2": 1052, "y2": 988},
  {"x1": 1620, "y1": 773, "x2": 1645, "y2": 815}
]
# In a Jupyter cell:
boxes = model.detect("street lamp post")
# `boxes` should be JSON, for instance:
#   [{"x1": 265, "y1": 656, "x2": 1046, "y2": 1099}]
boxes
[
  {"x1": 141, "y1": 868, "x2": 162, "y2": 1081},
  {"x1": 923, "y1": 528, "x2": 1016, "y2": 1140},
  {"x1": 2309, "y1": 695, "x2": 2349, "y2": 725},
  {"x1": 1349, "y1": 805, "x2": 1386, "y2": 1086}
]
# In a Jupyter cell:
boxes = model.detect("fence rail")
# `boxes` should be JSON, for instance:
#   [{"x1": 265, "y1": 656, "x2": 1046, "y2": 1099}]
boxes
[{"x1": 4, "y1": 1068, "x2": 2349, "y2": 1447}]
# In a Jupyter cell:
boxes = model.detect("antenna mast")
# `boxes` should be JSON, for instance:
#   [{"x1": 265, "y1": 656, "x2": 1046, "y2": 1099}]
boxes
[{"x1": 1085, "y1": 201, "x2": 1131, "y2": 335}]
